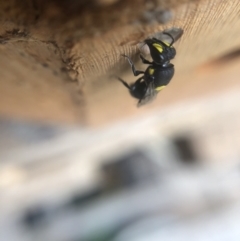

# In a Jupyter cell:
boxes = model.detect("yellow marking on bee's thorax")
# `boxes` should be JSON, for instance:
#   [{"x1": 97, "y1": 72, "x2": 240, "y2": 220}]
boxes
[
  {"x1": 148, "y1": 68, "x2": 155, "y2": 75},
  {"x1": 155, "y1": 85, "x2": 166, "y2": 91}
]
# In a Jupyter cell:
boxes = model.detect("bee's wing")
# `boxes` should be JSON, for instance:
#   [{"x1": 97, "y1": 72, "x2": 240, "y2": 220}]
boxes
[{"x1": 137, "y1": 82, "x2": 158, "y2": 107}]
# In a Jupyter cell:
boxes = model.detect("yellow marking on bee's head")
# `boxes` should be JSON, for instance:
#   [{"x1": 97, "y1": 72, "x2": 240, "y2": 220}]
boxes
[
  {"x1": 153, "y1": 41, "x2": 172, "y2": 51},
  {"x1": 148, "y1": 68, "x2": 155, "y2": 75},
  {"x1": 153, "y1": 43, "x2": 163, "y2": 53},
  {"x1": 155, "y1": 85, "x2": 166, "y2": 91},
  {"x1": 163, "y1": 41, "x2": 170, "y2": 47}
]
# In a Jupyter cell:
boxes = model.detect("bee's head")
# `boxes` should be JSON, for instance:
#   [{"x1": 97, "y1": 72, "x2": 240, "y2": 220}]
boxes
[
  {"x1": 144, "y1": 36, "x2": 176, "y2": 65},
  {"x1": 117, "y1": 77, "x2": 146, "y2": 100}
]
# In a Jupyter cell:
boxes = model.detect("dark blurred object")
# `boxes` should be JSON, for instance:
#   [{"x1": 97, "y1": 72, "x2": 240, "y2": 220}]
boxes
[
  {"x1": 172, "y1": 135, "x2": 197, "y2": 164},
  {"x1": 142, "y1": 8, "x2": 173, "y2": 24},
  {"x1": 68, "y1": 187, "x2": 103, "y2": 208},
  {"x1": 102, "y1": 149, "x2": 159, "y2": 191},
  {"x1": 22, "y1": 206, "x2": 47, "y2": 228}
]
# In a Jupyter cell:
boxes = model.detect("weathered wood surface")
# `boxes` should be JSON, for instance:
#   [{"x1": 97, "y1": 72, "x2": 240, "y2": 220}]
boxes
[{"x1": 0, "y1": 0, "x2": 240, "y2": 125}]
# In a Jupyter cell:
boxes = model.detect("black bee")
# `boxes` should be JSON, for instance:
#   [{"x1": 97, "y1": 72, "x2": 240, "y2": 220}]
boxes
[{"x1": 117, "y1": 32, "x2": 177, "y2": 106}]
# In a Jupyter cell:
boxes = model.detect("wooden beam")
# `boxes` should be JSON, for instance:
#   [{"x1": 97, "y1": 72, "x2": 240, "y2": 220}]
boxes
[{"x1": 0, "y1": 0, "x2": 240, "y2": 125}]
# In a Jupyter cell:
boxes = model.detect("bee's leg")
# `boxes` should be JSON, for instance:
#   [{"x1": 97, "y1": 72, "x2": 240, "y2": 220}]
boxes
[
  {"x1": 116, "y1": 77, "x2": 130, "y2": 89},
  {"x1": 140, "y1": 55, "x2": 153, "y2": 65},
  {"x1": 137, "y1": 99, "x2": 142, "y2": 106},
  {"x1": 122, "y1": 54, "x2": 144, "y2": 76}
]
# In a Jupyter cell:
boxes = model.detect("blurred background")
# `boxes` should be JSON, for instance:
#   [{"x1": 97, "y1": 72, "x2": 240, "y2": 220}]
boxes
[{"x1": 1, "y1": 0, "x2": 240, "y2": 241}]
